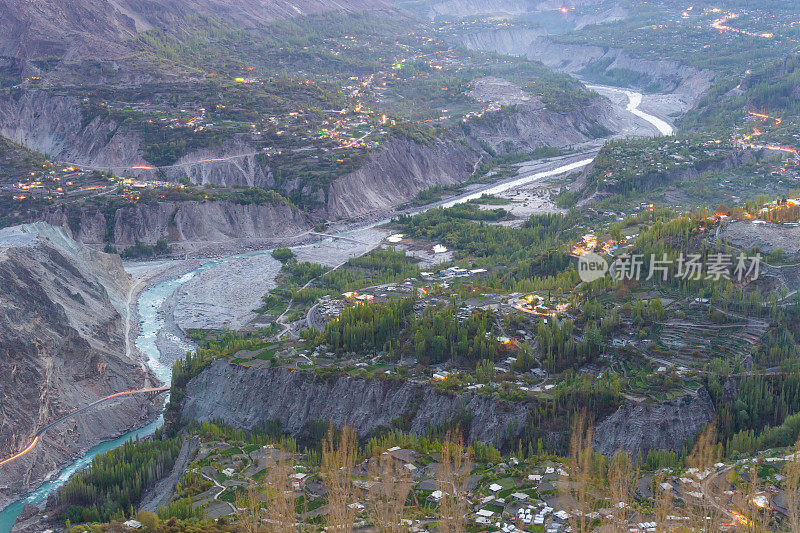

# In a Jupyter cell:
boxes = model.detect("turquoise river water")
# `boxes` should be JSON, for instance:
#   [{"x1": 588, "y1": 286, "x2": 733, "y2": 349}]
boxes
[{"x1": 0, "y1": 259, "x2": 223, "y2": 532}]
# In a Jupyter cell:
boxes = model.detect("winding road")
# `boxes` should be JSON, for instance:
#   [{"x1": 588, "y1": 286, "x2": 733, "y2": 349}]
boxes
[{"x1": 0, "y1": 387, "x2": 169, "y2": 468}]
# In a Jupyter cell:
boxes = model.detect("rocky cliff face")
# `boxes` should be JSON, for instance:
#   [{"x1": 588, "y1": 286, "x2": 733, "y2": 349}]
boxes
[
  {"x1": 42, "y1": 199, "x2": 312, "y2": 246},
  {"x1": 158, "y1": 140, "x2": 274, "y2": 188},
  {"x1": 181, "y1": 361, "x2": 713, "y2": 456},
  {"x1": 112, "y1": 200, "x2": 311, "y2": 245},
  {"x1": 325, "y1": 93, "x2": 614, "y2": 219},
  {"x1": 466, "y1": 93, "x2": 614, "y2": 153},
  {"x1": 459, "y1": 31, "x2": 714, "y2": 104},
  {"x1": 182, "y1": 361, "x2": 531, "y2": 448},
  {"x1": 0, "y1": 223, "x2": 158, "y2": 507},
  {"x1": 0, "y1": 90, "x2": 275, "y2": 188},
  {"x1": 325, "y1": 136, "x2": 480, "y2": 220},
  {"x1": 41, "y1": 207, "x2": 109, "y2": 245},
  {"x1": 592, "y1": 388, "x2": 715, "y2": 457},
  {"x1": 424, "y1": 0, "x2": 538, "y2": 19},
  {"x1": 410, "y1": 0, "x2": 607, "y2": 20},
  {"x1": 0, "y1": 90, "x2": 146, "y2": 170}
]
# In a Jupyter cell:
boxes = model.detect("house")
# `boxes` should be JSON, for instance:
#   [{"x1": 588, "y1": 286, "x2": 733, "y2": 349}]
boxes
[
  {"x1": 488, "y1": 483, "x2": 503, "y2": 494},
  {"x1": 428, "y1": 490, "x2": 443, "y2": 503},
  {"x1": 123, "y1": 521, "x2": 142, "y2": 530},
  {"x1": 476, "y1": 509, "x2": 494, "y2": 518},
  {"x1": 222, "y1": 468, "x2": 235, "y2": 477},
  {"x1": 511, "y1": 492, "x2": 529, "y2": 502},
  {"x1": 384, "y1": 447, "x2": 418, "y2": 464},
  {"x1": 292, "y1": 472, "x2": 308, "y2": 490}
]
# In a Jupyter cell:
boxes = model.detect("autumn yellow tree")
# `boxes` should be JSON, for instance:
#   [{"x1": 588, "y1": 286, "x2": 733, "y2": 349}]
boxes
[
  {"x1": 322, "y1": 425, "x2": 359, "y2": 532},
  {"x1": 651, "y1": 473, "x2": 676, "y2": 533},
  {"x1": 436, "y1": 431, "x2": 470, "y2": 533},
  {"x1": 367, "y1": 451, "x2": 412, "y2": 532},
  {"x1": 784, "y1": 439, "x2": 800, "y2": 532},
  {"x1": 686, "y1": 424, "x2": 724, "y2": 531},
  {"x1": 565, "y1": 411, "x2": 596, "y2": 533},
  {"x1": 607, "y1": 451, "x2": 638, "y2": 531},
  {"x1": 238, "y1": 478, "x2": 264, "y2": 532},
  {"x1": 263, "y1": 450, "x2": 296, "y2": 532}
]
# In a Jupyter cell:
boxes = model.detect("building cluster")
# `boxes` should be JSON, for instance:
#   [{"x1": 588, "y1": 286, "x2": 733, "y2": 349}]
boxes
[{"x1": 511, "y1": 293, "x2": 571, "y2": 319}]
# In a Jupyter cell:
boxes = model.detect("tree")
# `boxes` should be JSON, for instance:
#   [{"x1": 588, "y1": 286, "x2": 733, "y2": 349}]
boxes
[
  {"x1": 272, "y1": 248, "x2": 295, "y2": 262},
  {"x1": 607, "y1": 452, "x2": 638, "y2": 531},
  {"x1": 565, "y1": 411, "x2": 595, "y2": 533},
  {"x1": 263, "y1": 449, "x2": 296, "y2": 532},
  {"x1": 475, "y1": 359, "x2": 494, "y2": 383},
  {"x1": 322, "y1": 426, "x2": 358, "y2": 532},
  {"x1": 436, "y1": 431, "x2": 470, "y2": 533},
  {"x1": 652, "y1": 472, "x2": 676, "y2": 530},
  {"x1": 783, "y1": 439, "x2": 800, "y2": 532},
  {"x1": 367, "y1": 452, "x2": 412, "y2": 532},
  {"x1": 687, "y1": 424, "x2": 724, "y2": 531}
]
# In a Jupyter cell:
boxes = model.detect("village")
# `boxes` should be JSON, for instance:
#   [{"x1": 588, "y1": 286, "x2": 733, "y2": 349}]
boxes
[{"x1": 155, "y1": 426, "x2": 800, "y2": 533}]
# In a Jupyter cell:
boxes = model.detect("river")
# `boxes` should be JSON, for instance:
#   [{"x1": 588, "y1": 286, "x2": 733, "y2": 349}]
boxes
[
  {"x1": 585, "y1": 84, "x2": 675, "y2": 136},
  {"x1": 0, "y1": 262, "x2": 219, "y2": 531},
  {"x1": 0, "y1": 82, "x2": 672, "y2": 532}
]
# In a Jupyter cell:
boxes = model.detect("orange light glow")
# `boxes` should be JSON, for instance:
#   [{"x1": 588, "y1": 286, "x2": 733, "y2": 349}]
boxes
[
  {"x1": 0, "y1": 436, "x2": 39, "y2": 467},
  {"x1": 711, "y1": 12, "x2": 774, "y2": 39}
]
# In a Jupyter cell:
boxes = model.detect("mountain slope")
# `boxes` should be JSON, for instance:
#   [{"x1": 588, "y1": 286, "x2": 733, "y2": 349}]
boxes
[
  {"x1": 0, "y1": 0, "x2": 392, "y2": 62},
  {"x1": 0, "y1": 223, "x2": 158, "y2": 507}
]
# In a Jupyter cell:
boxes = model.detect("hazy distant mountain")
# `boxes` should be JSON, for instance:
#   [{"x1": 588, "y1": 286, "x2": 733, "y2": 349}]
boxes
[
  {"x1": 396, "y1": 0, "x2": 607, "y2": 20},
  {"x1": 0, "y1": 0, "x2": 392, "y2": 62}
]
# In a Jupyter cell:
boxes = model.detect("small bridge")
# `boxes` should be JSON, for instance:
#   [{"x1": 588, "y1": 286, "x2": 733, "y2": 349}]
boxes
[{"x1": 308, "y1": 231, "x2": 369, "y2": 245}]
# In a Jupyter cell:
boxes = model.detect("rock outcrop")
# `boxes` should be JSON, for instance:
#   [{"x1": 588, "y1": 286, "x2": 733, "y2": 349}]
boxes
[
  {"x1": 325, "y1": 136, "x2": 479, "y2": 220},
  {"x1": 459, "y1": 30, "x2": 715, "y2": 105},
  {"x1": 592, "y1": 388, "x2": 715, "y2": 457},
  {"x1": 0, "y1": 89, "x2": 146, "y2": 170},
  {"x1": 158, "y1": 140, "x2": 274, "y2": 188},
  {"x1": 0, "y1": 90, "x2": 275, "y2": 188},
  {"x1": 0, "y1": 223, "x2": 158, "y2": 508},
  {"x1": 414, "y1": 0, "x2": 609, "y2": 20},
  {"x1": 41, "y1": 199, "x2": 312, "y2": 246},
  {"x1": 325, "y1": 91, "x2": 615, "y2": 219},
  {"x1": 721, "y1": 221, "x2": 800, "y2": 258},
  {"x1": 111, "y1": 200, "x2": 312, "y2": 246},
  {"x1": 182, "y1": 361, "x2": 713, "y2": 458},
  {"x1": 182, "y1": 361, "x2": 531, "y2": 448}
]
